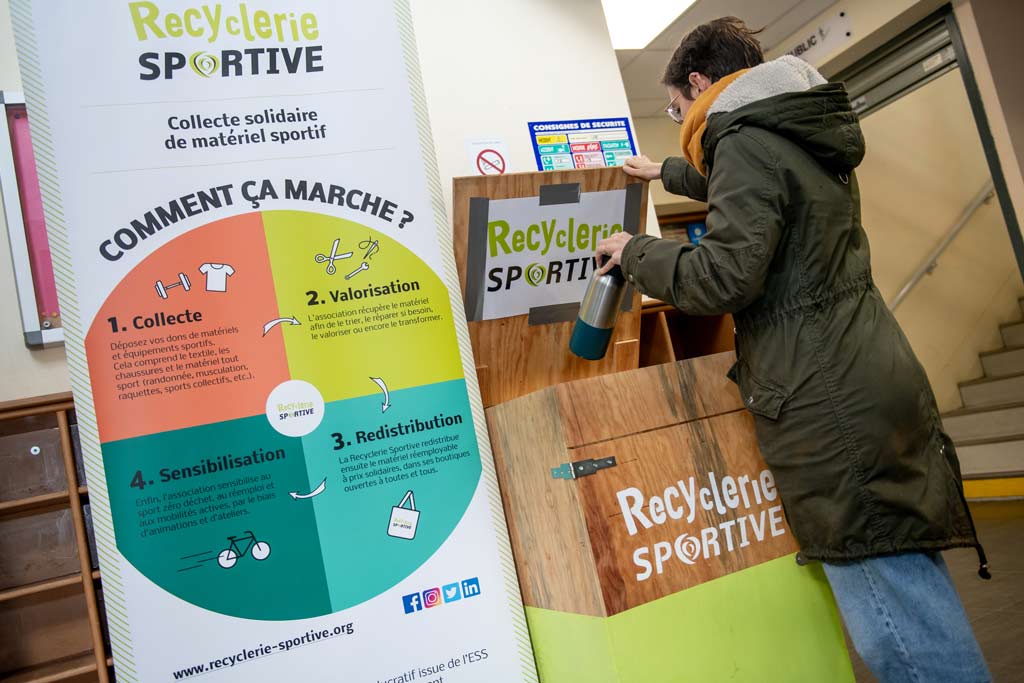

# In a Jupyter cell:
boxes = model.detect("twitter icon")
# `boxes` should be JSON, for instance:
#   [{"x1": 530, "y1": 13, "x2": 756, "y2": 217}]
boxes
[{"x1": 442, "y1": 582, "x2": 462, "y2": 603}]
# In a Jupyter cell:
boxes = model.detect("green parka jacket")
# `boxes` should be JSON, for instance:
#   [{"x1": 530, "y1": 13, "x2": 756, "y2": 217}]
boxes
[{"x1": 620, "y1": 57, "x2": 987, "y2": 571}]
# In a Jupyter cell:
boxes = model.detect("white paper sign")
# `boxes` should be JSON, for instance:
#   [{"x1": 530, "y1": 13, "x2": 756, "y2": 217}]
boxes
[
  {"x1": 466, "y1": 137, "x2": 510, "y2": 176},
  {"x1": 479, "y1": 189, "x2": 627, "y2": 321}
]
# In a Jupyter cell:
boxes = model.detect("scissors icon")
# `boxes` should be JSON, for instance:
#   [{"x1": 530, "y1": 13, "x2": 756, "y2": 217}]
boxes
[
  {"x1": 359, "y1": 237, "x2": 380, "y2": 260},
  {"x1": 314, "y1": 238, "x2": 353, "y2": 275}
]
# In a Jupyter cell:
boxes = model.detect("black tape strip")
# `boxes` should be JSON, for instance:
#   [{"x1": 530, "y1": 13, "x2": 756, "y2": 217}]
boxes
[
  {"x1": 623, "y1": 182, "x2": 643, "y2": 235},
  {"x1": 620, "y1": 284, "x2": 635, "y2": 313},
  {"x1": 463, "y1": 197, "x2": 490, "y2": 322},
  {"x1": 539, "y1": 183, "x2": 581, "y2": 206},
  {"x1": 528, "y1": 302, "x2": 580, "y2": 326}
]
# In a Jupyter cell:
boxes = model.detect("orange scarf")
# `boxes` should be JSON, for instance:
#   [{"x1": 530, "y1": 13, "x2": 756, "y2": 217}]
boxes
[{"x1": 680, "y1": 69, "x2": 749, "y2": 176}]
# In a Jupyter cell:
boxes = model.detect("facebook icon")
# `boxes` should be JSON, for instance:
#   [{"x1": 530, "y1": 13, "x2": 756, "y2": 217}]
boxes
[
  {"x1": 402, "y1": 592, "x2": 423, "y2": 613},
  {"x1": 461, "y1": 577, "x2": 481, "y2": 598}
]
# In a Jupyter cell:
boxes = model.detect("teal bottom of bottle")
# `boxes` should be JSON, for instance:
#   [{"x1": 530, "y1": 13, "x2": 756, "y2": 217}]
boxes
[{"x1": 569, "y1": 317, "x2": 613, "y2": 361}]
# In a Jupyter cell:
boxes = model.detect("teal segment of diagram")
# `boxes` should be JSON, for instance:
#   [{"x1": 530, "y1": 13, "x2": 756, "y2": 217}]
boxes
[
  {"x1": 103, "y1": 414, "x2": 332, "y2": 620},
  {"x1": 102, "y1": 379, "x2": 481, "y2": 619},
  {"x1": 301, "y1": 378, "x2": 483, "y2": 611}
]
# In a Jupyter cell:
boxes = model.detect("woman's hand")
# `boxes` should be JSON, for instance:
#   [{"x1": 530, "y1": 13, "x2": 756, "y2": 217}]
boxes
[
  {"x1": 595, "y1": 232, "x2": 633, "y2": 275},
  {"x1": 623, "y1": 155, "x2": 662, "y2": 180}
]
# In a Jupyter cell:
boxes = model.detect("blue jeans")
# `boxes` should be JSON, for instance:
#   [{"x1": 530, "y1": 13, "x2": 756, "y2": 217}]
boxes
[{"x1": 823, "y1": 552, "x2": 990, "y2": 683}]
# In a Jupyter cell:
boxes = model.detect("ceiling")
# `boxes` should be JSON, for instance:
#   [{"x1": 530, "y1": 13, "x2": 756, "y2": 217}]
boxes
[{"x1": 617, "y1": 0, "x2": 839, "y2": 118}]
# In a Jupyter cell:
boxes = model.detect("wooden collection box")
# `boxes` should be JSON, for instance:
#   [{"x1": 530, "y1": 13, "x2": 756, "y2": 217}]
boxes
[{"x1": 486, "y1": 352, "x2": 854, "y2": 682}]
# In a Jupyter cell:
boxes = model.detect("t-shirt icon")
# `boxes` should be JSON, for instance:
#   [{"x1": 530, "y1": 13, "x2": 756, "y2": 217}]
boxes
[{"x1": 199, "y1": 263, "x2": 235, "y2": 292}]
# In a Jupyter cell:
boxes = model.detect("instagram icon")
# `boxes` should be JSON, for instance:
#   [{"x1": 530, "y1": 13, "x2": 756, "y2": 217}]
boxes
[{"x1": 422, "y1": 587, "x2": 442, "y2": 608}]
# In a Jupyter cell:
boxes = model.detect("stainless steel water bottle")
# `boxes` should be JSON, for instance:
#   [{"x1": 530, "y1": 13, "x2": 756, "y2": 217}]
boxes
[{"x1": 570, "y1": 258, "x2": 627, "y2": 360}]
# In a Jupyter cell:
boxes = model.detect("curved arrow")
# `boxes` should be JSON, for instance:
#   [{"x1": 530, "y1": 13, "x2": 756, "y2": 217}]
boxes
[
  {"x1": 289, "y1": 478, "x2": 326, "y2": 500},
  {"x1": 263, "y1": 316, "x2": 300, "y2": 336},
  {"x1": 370, "y1": 376, "x2": 390, "y2": 412}
]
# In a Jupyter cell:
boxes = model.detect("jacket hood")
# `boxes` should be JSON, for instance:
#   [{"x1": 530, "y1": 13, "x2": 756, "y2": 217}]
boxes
[{"x1": 704, "y1": 56, "x2": 865, "y2": 173}]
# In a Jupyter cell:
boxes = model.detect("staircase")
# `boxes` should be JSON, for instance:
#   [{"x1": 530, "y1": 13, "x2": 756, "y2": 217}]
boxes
[{"x1": 942, "y1": 298, "x2": 1024, "y2": 499}]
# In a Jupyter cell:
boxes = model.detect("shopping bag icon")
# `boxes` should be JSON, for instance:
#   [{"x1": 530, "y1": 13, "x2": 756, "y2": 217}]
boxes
[{"x1": 388, "y1": 491, "x2": 419, "y2": 540}]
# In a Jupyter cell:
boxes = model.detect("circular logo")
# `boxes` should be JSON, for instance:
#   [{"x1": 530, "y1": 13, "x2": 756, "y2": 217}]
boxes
[
  {"x1": 525, "y1": 263, "x2": 546, "y2": 287},
  {"x1": 674, "y1": 533, "x2": 702, "y2": 565},
  {"x1": 265, "y1": 379, "x2": 325, "y2": 437},
  {"x1": 189, "y1": 51, "x2": 220, "y2": 78}
]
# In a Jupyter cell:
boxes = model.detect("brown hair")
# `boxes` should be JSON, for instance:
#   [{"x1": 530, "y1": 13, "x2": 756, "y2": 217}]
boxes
[{"x1": 662, "y1": 17, "x2": 764, "y2": 99}]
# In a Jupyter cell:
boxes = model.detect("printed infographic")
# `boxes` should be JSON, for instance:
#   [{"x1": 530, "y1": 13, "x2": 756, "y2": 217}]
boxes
[{"x1": 11, "y1": 1, "x2": 535, "y2": 681}]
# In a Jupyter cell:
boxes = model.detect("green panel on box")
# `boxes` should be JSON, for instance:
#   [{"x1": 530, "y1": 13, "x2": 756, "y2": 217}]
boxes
[
  {"x1": 525, "y1": 607, "x2": 618, "y2": 683},
  {"x1": 525, "y1": 555, "x2": 853, "y2": 682}
]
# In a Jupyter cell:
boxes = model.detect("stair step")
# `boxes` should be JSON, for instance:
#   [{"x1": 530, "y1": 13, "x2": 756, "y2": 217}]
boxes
[
  {"x1": 960, "y1": 372, "x2": 1024, "y2": 408},
  {"x1": 963, "y1": 477, "x2": 1024, "y2": 500},
  {"x1": 1003, "y1": 321, "x2": 1024, "y2": 347},
  {"x1": 943, "y1": 402, "x2": 1024, "y2": 443},
  {"x1": 957, "y1": 438, "x2": 1024, "y2": 478},
  {"x1": 980, "y1": 346, "x2": 1024, "y2": 378}
]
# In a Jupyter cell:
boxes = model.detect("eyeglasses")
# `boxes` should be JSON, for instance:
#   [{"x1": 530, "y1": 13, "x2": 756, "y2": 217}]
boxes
[{"x1": 665, "y1": 91, "x2": 685, "y2": 124}]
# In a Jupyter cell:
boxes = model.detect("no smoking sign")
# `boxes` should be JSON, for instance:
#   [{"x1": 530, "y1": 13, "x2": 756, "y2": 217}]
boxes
[
  {"x1": 476, "y1": 148, "x2": 506, "y2": 175},
  {"x1": 466, "y1": 137, "x2": 511, "y2": 176}
]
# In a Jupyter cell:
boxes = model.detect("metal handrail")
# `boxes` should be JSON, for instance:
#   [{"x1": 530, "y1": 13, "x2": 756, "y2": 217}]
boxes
[{"x1": 888, "y1": 180, "x2": 995, "y2": 311}]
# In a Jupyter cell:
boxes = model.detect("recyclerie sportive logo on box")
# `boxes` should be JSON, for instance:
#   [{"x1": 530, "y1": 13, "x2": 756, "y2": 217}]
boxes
[
  {"x1": 402, "y1": 578, "x2": 480, "y2": 614},
  {"x1": 618, "y1": 468, "x2": 788, "y2": 581},
  {"x1": 469, "y1": 190, "x2": 631, "y2": 322}
]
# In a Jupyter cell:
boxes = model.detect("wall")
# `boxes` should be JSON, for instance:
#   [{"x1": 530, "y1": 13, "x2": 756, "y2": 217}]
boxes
[
  {"x1": 856, "y1": 70, "x2": 1023, "y2": 411},
  {"x1": 0, "y1": 1, "x2": 71, "y2": 402},
  {"x1": 411, "y1": 0, "x2": 658, "y2": 235},
  {"x1": 966, "y1": 0, "x2": 1024, "y2": 182},
  {"x1": 0, "y1": 0, "x2": 649, "y2": 403},
  {"x1": 766, "y1": 0, "x2": 945, "y2": 71},
  {"x1": 953, "y1": 0, "x2": 1024, "y2": 244}
]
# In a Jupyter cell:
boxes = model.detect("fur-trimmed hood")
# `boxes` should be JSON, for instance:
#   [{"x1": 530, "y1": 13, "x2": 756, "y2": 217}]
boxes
[{"x1": 703, "y1": 56, "x2": 865, "y2": 174}]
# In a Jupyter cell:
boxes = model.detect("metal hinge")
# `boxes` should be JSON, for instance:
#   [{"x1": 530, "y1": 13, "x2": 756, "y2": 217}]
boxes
[{"x1": 551, "y1": 457, "x2": 617, "y2": 480}]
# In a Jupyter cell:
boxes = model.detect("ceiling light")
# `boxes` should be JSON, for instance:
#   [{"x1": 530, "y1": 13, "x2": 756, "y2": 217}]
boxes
[{"x1": 601, "y1": 0, "x2": 698, "y2": 50}]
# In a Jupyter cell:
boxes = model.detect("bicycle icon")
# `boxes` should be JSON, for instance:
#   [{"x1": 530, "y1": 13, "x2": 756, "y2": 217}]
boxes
[{"x1": 217, "y1": 531, "x2": 271, "y2": 569}]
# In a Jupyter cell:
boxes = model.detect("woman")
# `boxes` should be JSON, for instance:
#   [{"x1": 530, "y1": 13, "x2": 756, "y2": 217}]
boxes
[{"x1": 596, "y1": 17, "x2": 990, "y2": 683}]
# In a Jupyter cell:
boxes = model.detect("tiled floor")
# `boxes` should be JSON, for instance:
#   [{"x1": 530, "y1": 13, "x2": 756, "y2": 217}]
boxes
[{"x1": 846, "y1": 501, "x2": 1024, "y2": 682}]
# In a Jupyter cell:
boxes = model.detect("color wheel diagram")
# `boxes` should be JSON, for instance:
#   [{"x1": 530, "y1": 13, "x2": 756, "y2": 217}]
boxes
[{"x1": 85, "y1": 211, "x2": 481, "y2": 620}]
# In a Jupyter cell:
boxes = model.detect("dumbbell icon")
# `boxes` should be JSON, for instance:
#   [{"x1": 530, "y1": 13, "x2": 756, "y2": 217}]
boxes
[{"x1": 154, "y1": 273, "x2": 191, "y2": 299}]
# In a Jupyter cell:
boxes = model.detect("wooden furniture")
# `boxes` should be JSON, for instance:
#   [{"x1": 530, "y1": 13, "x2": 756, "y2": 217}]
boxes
[
  {"x1": 452, "y1": 176, "x2": 726, "y2": 407},
  {"x1": 654, "y1": 209, "x2": 708, "y2": 246},
  {"x1": 637, "y1": 209, "x2": 736, "y2": 367},
  {"x1": 452, "y1": 168, "x2": 648, "y2": 407},
  {"x1": 0, "y1": 393, "x2": 112, "y2": 683},
  {"x1": 487, "y1": 351, "x2": 796, "y2": 617},
  {"x1": 639, "y1": 300, "x2": 734, "y2": 368},
  {"x1": 484, "y1": 353, "x2": 853, "y2": 682}
]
